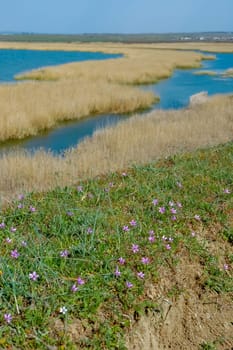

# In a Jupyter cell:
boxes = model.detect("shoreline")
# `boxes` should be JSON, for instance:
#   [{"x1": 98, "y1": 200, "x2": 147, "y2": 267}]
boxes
[
  {"x1": 0, "y1": 42, "x2": 211, "y2": 143},
  {"x1": 0, "y1": 42, "x2": 233, "y2": 202},
  {"x1": 1, "y1": 93, "x2": 233, "y2": 203}
]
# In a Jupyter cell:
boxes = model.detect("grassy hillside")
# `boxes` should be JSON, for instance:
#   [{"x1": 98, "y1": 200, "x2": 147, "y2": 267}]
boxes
[{"x1": 0, "y1": 142, "x2": 232, "y2": 349}]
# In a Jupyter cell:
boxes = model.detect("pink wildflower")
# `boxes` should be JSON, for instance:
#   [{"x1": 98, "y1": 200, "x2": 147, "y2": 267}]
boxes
[
  {"x1": 148, "y1": 235, "x2": 155, "y2": 243},
  {"x1": 77, "y1": 186, "x2": 83, "y2": 192},
  {"x1": 141, "y1": 257, "x2": 150, "y2": 264},
  {"x1": 0, "y1": 222, "x2": 5, "y2": 229},
  {"x1": 4, "y1": 313, "x2": 12, "y2": 324},
  {"x1": 159, "y1": 207, "x2": 165, "y2": 214},
  {"x1": 132, "y1": 244, "x2": 139, "y2": 253},
  {"x1": 118, "y1": 257, "x2": 125, "y2": 265},
  {"x1": 29, "y1": 271, "x2": 39, "y2": 281},
  {"x1": 129, "y1": 220, "x2": 137, "y2": 227},
  {"x1": 87, "y1": 227, "x2": 93, "y2": 234},
  {"x1": 126, "y1": 281, "x2": 133, "y2": 288},
  {"x1": 71, "y1": 284, "x2": 79, "y2": 292},
  {"x1": 137, "y1": 271, "x2": 145, "y2": 279},
  {"x1": 11, "y1": 249, "x2": 19, "y2": 259},
  {"x1": 60, "y1": 250, "x2": 69, "y2": 258},
  {"x1": 114, "y1": 266, "x2": 121, "y2": 277},
  {"x1": 77, "y1": 277, "x2": 85, "y2": 285},
  {"x1": 29, "y1": 206, "x2": 36, "y2": 212}
]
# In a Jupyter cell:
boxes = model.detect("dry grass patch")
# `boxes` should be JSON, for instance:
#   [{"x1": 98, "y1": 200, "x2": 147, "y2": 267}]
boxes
[
  {"x1": 194, "y1": 70, "x2": 217, "y2": 76},
  {"x1": 141, "y1": 42, "x2": 233, "y2": 53},
  {"x1": 69, "y1": 94, "x2": 233, "y2": 172},
  {"x1": 0, "y1": 41, "x2": 232, "y2": 53},
  {"x1": 0, "y1": 79, "x2": 155, "y2": 141},
  {"x1": 1, "y1": 94, "x2": 233, "y2": 204},
  {"x1": 0, "y1": 42, "x2": 208, "y2": 142},
  {"x1": 15, "y1": 48, "x2": 205, "y2": 84},
  {"x1": 222, "y1": 68, "x2": 233, "y2": 77}
]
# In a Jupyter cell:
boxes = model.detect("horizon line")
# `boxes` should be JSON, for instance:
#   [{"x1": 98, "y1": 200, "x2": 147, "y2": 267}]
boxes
[{"x1": 0, "y1": 31, "x2": 233, "y2": 36}]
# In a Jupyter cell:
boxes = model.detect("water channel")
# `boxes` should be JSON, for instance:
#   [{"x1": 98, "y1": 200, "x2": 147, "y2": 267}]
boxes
[{"x1": 0, "y1": 50, "x2": 233, "y2": 154}]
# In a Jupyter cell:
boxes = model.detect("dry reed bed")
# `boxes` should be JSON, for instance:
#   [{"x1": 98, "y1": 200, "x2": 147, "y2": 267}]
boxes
[
  {"x1": 127, "y1": 42, "x2": 233, "y2": 53},
  {"x1": 0, "y1": 80, "x2": 155, "y2": 141},
  {"x1": 194, "y1": 68, "x2": 233, "y2": 77},
  {"x1": 1, "y1": 41, "x2": 233, "y2": 53},
  {"x1": 0, "y1": 42, "x2": 208, "y2": 142},
  {"x1": 0, "y1": 42, "x2": 126, "y2": 53},
  {"x1": 194, "y1": 70, "x2": 217, "y2": 76},
  {"x1": 15, "y1": 48, "x2": 205, "y2": 84},
  {"x1": 223, "y1": 68, "x2": 233, "y2": 77},
  {"x1": 1, "y1": 94, "x2": 233, "y2": 204}
]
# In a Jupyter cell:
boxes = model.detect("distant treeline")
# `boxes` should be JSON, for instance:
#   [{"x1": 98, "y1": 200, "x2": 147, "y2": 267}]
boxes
[{"x1": 0, "y1": 32, "x2": 233, "y2": 43}]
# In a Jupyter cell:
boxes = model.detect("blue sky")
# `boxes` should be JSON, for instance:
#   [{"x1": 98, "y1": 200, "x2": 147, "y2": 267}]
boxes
[{"x1": 1, "y1": 0, "x2": 233, "y2": 34}]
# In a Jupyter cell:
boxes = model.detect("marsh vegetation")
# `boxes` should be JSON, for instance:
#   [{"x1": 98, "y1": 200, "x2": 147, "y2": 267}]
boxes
[
  {"x1": 194, "y1": 70, "x2": 217, "y2": 76},
  {"x1": 0, "y1": 41, "x2": 233, "y2": 203},
  {"x1": 0, "y1": 40, "x2": 232, "y2": 349},
  {"x1": 0, "y1": 42, "x2": 209, "y2": 142},
  {"x1": 1, "y1": 94, "x2": 233, "y2": 203}
]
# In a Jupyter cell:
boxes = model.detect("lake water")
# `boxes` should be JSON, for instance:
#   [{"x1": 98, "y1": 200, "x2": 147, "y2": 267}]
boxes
[
  {"x1": 0, "y1": 49, "x2": 122, "y2": 82},
  {"x1": 0, "y1": 51, "x2": 233, "y2": 154},
  {"x1": 147, "y1": 53, "x2": 233, "y2": 109}
]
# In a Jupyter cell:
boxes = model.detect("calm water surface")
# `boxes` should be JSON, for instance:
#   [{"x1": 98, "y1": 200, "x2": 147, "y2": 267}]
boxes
[
  {"x1": 1, "y1": 51, "x2": 233, "y2": 154},
  {"x1": 0, "y1": 49, "x2": 122, "y2": 82},
  {"x1": 147, "y1": 53, "x2": 233, "y2": 109}
]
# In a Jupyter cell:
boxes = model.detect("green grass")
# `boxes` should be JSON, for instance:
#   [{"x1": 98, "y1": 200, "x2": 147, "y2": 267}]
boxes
[
  {"x1": 199, "y1": 342, "x2": 217, "y2": 350},
  {"x1": 0, "y1": 142, "x2": 232, "y2": 349}
]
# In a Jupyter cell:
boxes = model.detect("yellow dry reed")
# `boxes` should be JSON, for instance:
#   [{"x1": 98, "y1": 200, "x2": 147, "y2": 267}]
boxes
[
  {"x1": 0, "y1": 41, "x2": 232, "y2": 53},
  {"x1": 0, "y1": 42, "x2": 232, "y2": 204},
  {"x1": 15, "y1": 48, "x2": 205, "y2": 84},
  {"x1": 0, "y1": 80, "x2": 155, "y2": 141},
  {"x1": 222, "y1": 68, "x2": 233, "y2": 77},
  {"x1": 1, "y1": 94, "x2": 232, "y2": 204},
  {"x1": 0, "y1": 42, "x2": 209, "y2": 142},
  {"x1": 194, "y1": 70, "x2": 217, "y2": 76}
]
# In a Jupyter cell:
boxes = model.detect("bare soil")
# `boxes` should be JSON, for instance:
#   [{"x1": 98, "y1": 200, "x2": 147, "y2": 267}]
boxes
[
  {"x1": 52, "y1": 229, "x2": 232, "y2": 350},
  {"x1": 126, "y1": 239, "x2": 233, "y2": 350}
]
